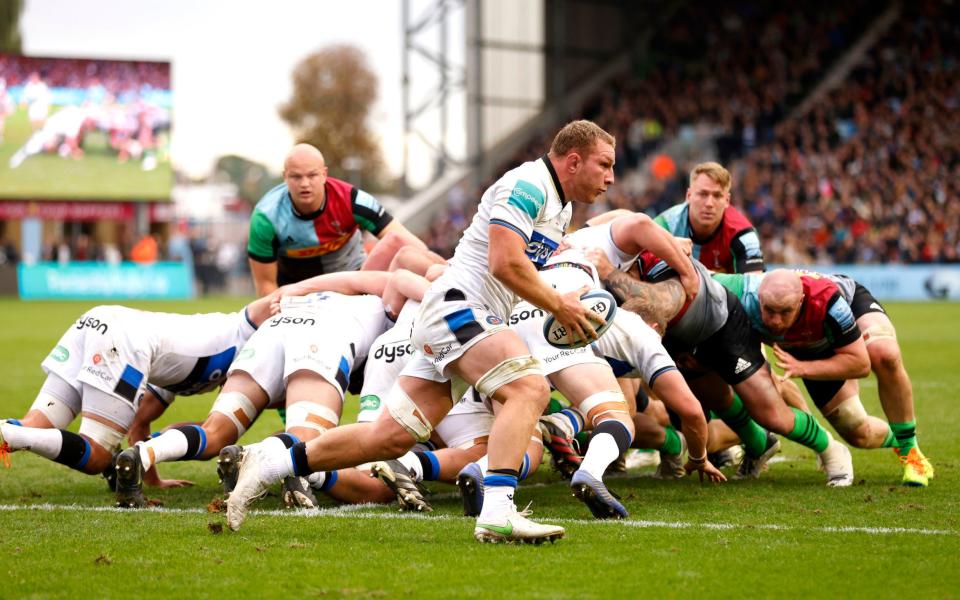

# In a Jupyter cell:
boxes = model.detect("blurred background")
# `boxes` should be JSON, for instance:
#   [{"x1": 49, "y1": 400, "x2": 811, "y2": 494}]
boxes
[{"x1": 0, "y1": 0, "x2": 957, "y2": 300}]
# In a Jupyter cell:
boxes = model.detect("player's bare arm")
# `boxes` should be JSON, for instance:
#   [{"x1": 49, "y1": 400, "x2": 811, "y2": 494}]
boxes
[
  {"x1": 249, "y1": 259, "x2": 279, "y2": 298},
  {"x1": 773, "y1": 337, "x2": 871, "y2": 382},
  {"x1": 611, "y1": 214, "x2": 699, "y2": 299},
  {"x1": 601, "y1": 268, "x2": 685, "y2": 333}
]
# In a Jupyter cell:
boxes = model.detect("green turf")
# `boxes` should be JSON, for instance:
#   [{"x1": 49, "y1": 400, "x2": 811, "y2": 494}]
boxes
[
  {"x1": 0, "y1": 109, "x2": 172, "y2": 201},
  {"x1": 1, "y1": 298, "x2": 958, "y2": 598}
]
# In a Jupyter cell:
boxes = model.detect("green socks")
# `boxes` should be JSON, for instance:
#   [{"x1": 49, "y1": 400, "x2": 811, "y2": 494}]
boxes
[
  {"x1": 660, "y1": 425, "x2": 683, "y2": 455},
  {"x1": 889, "y1": 421, "x2": 918, "y2": 454},
  {"x1": 785, "y1": 408, "x2": 830, "y2": 453},
  {"x1": 881, "y1": 427, "x2": 897, "y2": 449},
  {"x1": 717, "y1": 394, "x2": 770, "y2": 459}
]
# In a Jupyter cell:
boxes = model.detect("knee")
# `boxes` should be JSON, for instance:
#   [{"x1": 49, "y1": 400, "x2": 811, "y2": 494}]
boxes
[
  {"x1": 869, "y1": 345, "x2": 902, "y2": 376},
  {"x1": 202, "y1": 415, "x2": 238, "y2": 448},
  {"x1": 501, "y1": 376, "x2": 550, "y2": 412},
  {"x1": 835, "y1": 423, "x2": 872, "y2": 449}
]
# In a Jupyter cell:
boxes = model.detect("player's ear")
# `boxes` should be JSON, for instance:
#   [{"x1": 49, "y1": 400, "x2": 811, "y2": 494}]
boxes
[{"x1": 566, "y1": 151, "x2": 582, "y2": 173}]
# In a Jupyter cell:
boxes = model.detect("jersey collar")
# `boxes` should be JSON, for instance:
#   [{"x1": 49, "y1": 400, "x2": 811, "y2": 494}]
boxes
[
  {"x1": 541, "y1": 155, "x2": 567, "y2": 205},
  {"x1": 685, "y1": 204, "x2": 722, "y2": 245},
  {"x1": 287, "y1": 185, "x2": 328, "y2": 221}
]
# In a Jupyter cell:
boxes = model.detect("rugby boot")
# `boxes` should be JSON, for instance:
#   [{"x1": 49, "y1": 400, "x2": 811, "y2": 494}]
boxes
[
  {"x1": 819, "y1": 436, "x2": 854, "y2": 487},
  {"x1": 370, "y1": 460, "x2": 432, "y2": 512},
  {"x1": 226, "y1": 445, "x2": 276, "y2": 531},
  {"x1": 101, "y1": 450, "x2": 120, "y2": 492},
  {"x1": 734, "y1": 433, "x2": 781, "y2": 480},
  {"x1": 605, "y1": 453, "x2": 628, "y2": 475},
  {"x1": 115, "y1": 447, "x2": 147, "y2": 508},
  {"x1": 708, "y1": 446, "x2": 741, "y2": 469},
  {"x1": 538, "y1": 416, "x2": 581, "y2": 480},
  {"x1": 455, "y1": 461, "x2": 485, "y2": 517},
  {"x1": 282, "y1": 476, "x2": 320, "y2": 509},
  {"x1": 654, "y1": 432, "x2": 686, "y2": 480},
  {"x1": 217, "y1": 445, "x2": 244, "y2": 496},
  {"x1": 570, "y1": 470, "x2": 628, "y2": 519},
  {"x1": 624, "y1": 448, "x2": 660, "y2": 469},
  {"x1": 474, "y1": 503, "x2": 565, "y2": 544},
  {"x1": 0, "y1": 420, "x2": 12, "y2": 468},
  {"x1": 895, "y1": 447, "x2": 929, "y2": 487}
]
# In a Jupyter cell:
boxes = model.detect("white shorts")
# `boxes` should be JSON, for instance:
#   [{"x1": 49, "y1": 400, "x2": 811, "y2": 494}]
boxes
[
  {"x1": 591, "y1": 309, "x2": 677, "y2": 387},
  {"x1": 410, "y1": 285, "x2": 509, "y2": 378},
  {"x1": 357, "y1": 325, "x2": 417, "y2": 423},
  {"x1": 435, "y1": 391, "x2": 495, "y2": 449},
  {"x1": 228, "y1": 309, "x2": 363, "y2": 403},
  {"x1": 509, "y1": 300, "x2": 607, "y2": 376},
  {"x1": 41, "y1": 306, "x2": 147, "y2": 428}
]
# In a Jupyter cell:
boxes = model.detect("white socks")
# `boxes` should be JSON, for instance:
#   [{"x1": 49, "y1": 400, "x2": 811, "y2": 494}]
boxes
[{"x1": 578, "y1": 432, "x2": 619, "y2": 480}]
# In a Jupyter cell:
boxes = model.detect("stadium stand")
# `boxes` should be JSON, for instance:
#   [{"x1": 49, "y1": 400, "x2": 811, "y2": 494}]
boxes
[{"x1": 421, "y1": 1, "x2": 958, "y2": 266}]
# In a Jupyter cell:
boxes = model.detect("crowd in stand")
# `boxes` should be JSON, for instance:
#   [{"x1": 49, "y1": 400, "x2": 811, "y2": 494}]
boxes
[
  {"x1": 0, "y1": 55, "x2": 170, "y2": 94},
  {"x1": 422, "y1": 1, "x2": 958, "y2": 266},
  {"x1": 733, "y1": 2, "x2": 959, "y2": 264}
]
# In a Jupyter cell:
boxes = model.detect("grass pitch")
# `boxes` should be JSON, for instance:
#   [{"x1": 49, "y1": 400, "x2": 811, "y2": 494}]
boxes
[{"x1": 1, "y1": 298, "x2": 958, "y2": 598}]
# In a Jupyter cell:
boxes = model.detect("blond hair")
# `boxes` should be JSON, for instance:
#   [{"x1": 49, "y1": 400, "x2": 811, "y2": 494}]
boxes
[
  {"x1": 549, "y1": 120, "x2": 615, "y2": 157},
  {"x1": 689, "y1": 162, "x2": 731, "y2": 192}
]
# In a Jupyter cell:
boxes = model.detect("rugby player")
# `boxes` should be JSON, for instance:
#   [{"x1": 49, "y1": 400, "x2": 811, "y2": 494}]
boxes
[
  {"x1": 715, "y1": 269, "x2": 934, "y2": 486},
  {"x1": 111, "y1": 269, "x2": 424, "y2": 507},
  {"x1": 567, "y1": 213, "x2": 778, "y2": 479},
  {"x1": 226, "y1": 120, "x2": 620, "y2": 543},
  {"x1": 591, "y1": 252, "x2": 855, "y2": 486},
  {"x1": 0, "y1": 295, "x2": 277, "y2": 487},
  {"x1": 457, "y1": 248, "x2": 725, "y2": 519},
  {"x1": 247, "y1": 144, "x2": 425, "y2": 296},
  {"x1": 653, "y1": 162, "x2": 763, "y2": 274}
]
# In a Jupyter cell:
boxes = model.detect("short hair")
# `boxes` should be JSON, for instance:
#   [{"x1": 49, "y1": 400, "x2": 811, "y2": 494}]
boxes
[
  {"x1": 689, "y1": 162, "x2": 731, "y2": 192},
  {"x1": 549, "y1": 120, "x2": 615, "y2": 157}
]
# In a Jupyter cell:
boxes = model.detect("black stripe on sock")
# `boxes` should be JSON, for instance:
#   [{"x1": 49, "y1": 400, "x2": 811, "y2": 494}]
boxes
[
  {"x1": 175, "y1": 425, "x2": 203, "y2": 459},
  {"x1": 291, "y1": 442, "x2": 311, "y2": 477},
  {"x1": 594, "y1": 420, "x2": 633, "y2": 454},
  {"x1": 488, "y1": 467, "x2": 520, "y2": 479},
  {"x1": 273, "y1": 433, "x2": 298, "y2": 449},
  {"x1": 414, "y1": 451, "x2": 436, "y2": 480},
  {"x1": 54, "y1": 430, "x2": 89, "y2": 470}
]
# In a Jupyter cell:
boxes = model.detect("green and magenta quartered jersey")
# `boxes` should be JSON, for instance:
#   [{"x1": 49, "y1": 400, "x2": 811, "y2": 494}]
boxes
[{"x1": 247, "y1": 177, "x2": 393, "y2": 284}]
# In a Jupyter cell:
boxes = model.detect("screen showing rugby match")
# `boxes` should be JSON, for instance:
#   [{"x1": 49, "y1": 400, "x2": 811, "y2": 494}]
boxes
[{"x1": 0, "y1": 54, "x2": 172, "y2": 201}]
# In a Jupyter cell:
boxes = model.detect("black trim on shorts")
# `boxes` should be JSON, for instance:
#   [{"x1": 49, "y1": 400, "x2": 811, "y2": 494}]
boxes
[{"x1": 444, "y1": 288, "x2": 466, "y2": 302}]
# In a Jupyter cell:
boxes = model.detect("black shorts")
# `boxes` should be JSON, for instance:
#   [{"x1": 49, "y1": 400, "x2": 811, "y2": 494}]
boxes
[
  {"x1": 802, "y1": 378, "x2": 845, "y2": 410},
  {"x1": 695, "y1": 290, "x2": 765, "y2": 385},
  {"x1": 666, "y1": 290, "x2": 766, "y2": 386},
  {"x1": 849, "y1": 283, "x2": 886, "y2": 318}
]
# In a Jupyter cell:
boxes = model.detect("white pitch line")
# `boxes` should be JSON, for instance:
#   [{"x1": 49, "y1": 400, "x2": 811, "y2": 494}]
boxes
[{"x1": 0, "y1": 503, "x2": 954, "y2": 536}]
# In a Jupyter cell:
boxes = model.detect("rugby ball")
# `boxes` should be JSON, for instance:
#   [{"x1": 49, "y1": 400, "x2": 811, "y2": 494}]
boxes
[{"x1": 542, "y1": 289, "x2": 617, "y2": 349}]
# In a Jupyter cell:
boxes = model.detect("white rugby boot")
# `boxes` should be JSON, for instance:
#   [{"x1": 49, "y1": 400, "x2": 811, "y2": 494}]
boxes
[
  {"x1": 474, "y1": 503, "x2": 565, "y2": 544},
  {"x1": 819, "y1": 435, "x2": 854, "y2": 487},
  {"x1": 226, "y1": 444, "x2": 280, "y2": 530}
]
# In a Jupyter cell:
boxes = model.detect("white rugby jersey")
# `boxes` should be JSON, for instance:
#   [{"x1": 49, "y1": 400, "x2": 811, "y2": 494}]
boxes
[
  {"x1": 111, "y1": 306, "x2": 258, "y2": 396},
  {"x1": 565, "y1": 221, "x2": 638, "y2": 272},
  {"x1": 275, "y1": 291, "x2": 389, "y2": 363},
  {"x1": 433, "y1": 156, "x2": 572, "y2": 317}
]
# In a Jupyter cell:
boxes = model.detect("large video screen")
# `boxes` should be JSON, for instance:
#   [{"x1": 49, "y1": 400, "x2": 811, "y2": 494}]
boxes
[{"x1": 0, "y1": 54, "x2": 172, "y2": 201}]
